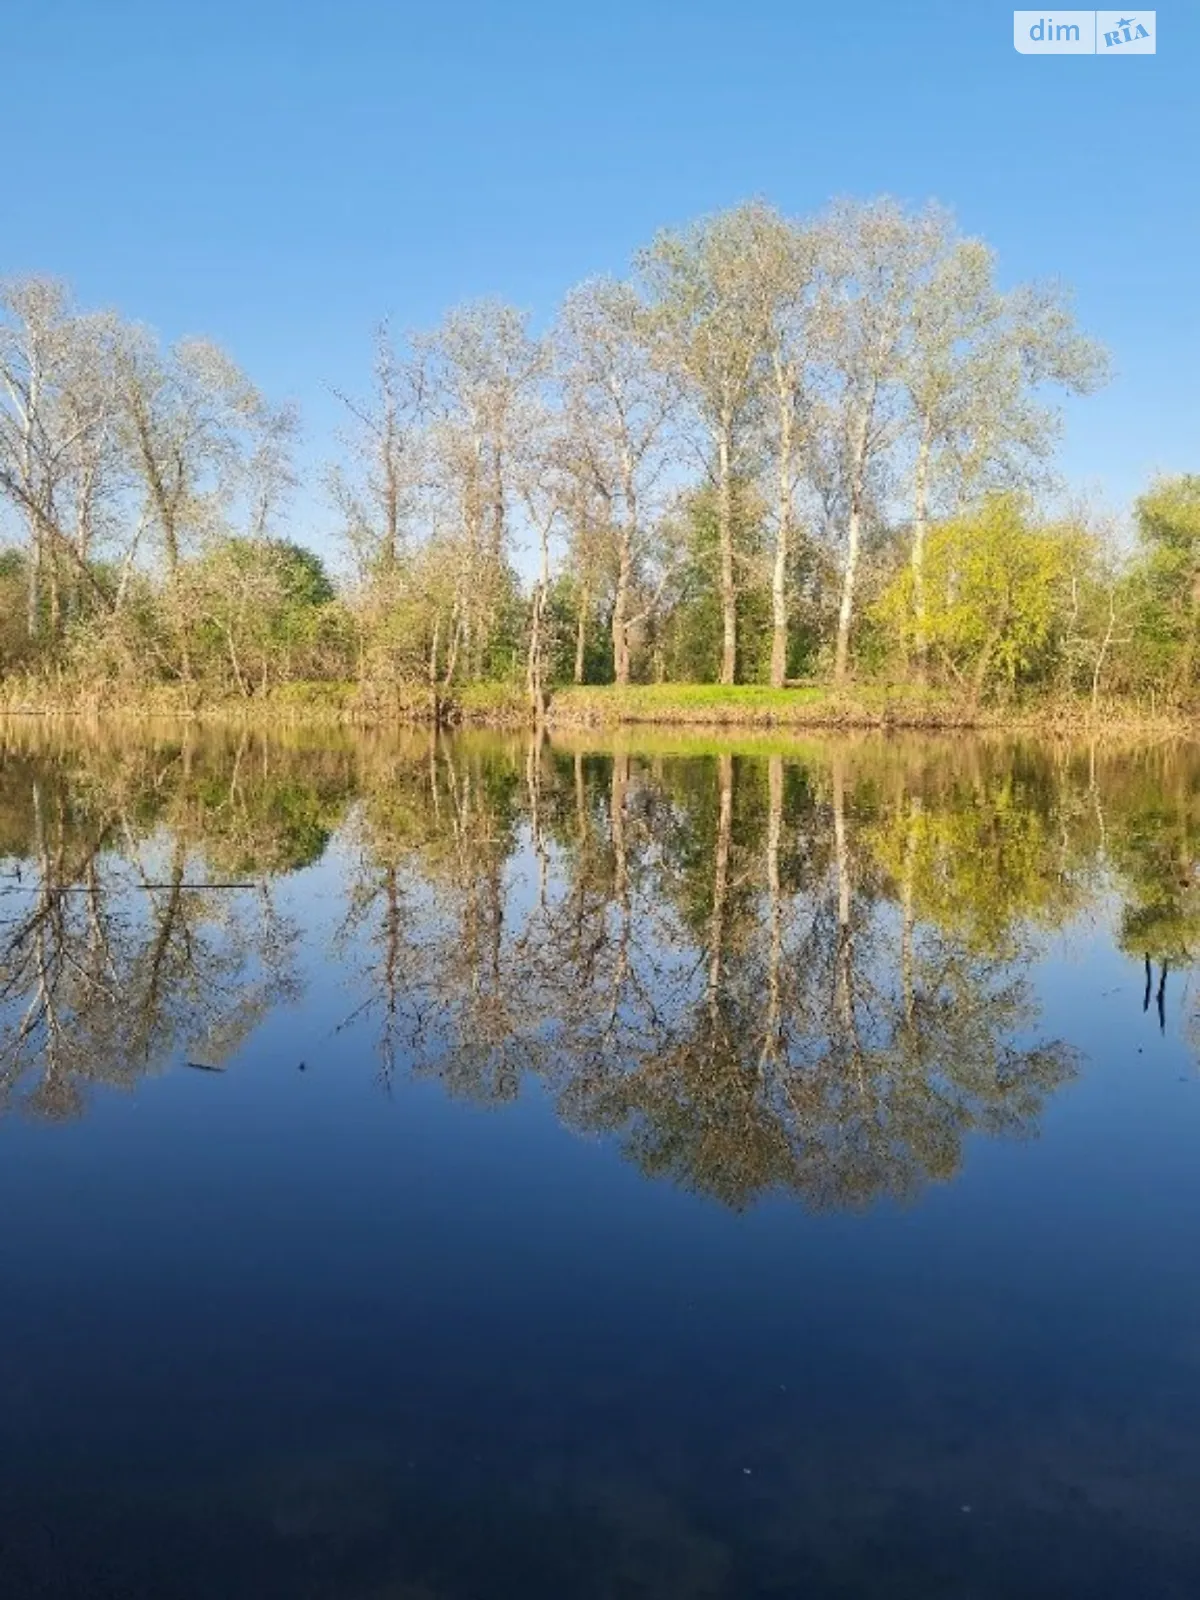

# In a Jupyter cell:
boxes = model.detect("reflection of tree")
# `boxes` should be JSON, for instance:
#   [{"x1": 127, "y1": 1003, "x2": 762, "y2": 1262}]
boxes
[
  {"x1": 555, "y1": 747, "x2": 1078, "y2": 1209},
  {"x1": 1096, "y1": 751, "x2": 1200, "y2": 1041},
  {"x1": 335, "y1": 735, "x2": 537, "y2": 1095},
  {"x1": 0, "y1": 778, "x2": 115, "y2": 1117},
  {"x1": 0, "y1": 729, "x2": 318, "y2": 1116},
  {"x1": 5, "y1": 724, "x2": 1199, "y2": 1190},
  {"x1": 1109, "y1": 764, "x2": 1200, "y2": 947}
]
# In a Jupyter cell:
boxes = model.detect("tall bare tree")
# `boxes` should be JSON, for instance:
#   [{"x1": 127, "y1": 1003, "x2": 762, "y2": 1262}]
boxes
[
  {"x1": 421, "y1": 300, "x2": 546, "y2": 682},
  {"x1": 514, "y1": 400, "x2": 569, "y2": 722},
  {"x1": 639, "y1": 205, "x2": 776, "y2": 684},
  {"x1": 0, "y1": 280, "x2": 122, "y2": 640},
  {"x1": 554, "y1": 278, "x2": 675, "y2": 684},
  {"x1": 246, "y1": 400, "x2": 299, "y2": 544},
  {"x1": 329, "y1": 323, "x2": 424, "y2": 574},
  {"x1": 560, "y1": 468, "x2": 612, "y2": 683},
  {"x1": 741, "y1": 213, "x2": 828, "y2": 686},
  {"x1": 116, "y1": 328, "x2": 264, "y2": 679},
  {"x1": 822, "y1": 199, "x2": 945, "y2": 684}
]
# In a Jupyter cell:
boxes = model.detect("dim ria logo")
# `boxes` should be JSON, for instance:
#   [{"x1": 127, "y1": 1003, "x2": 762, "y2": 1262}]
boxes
[{"x1": 1013, "y1": 11, "x2": 1156, "y2": 53}]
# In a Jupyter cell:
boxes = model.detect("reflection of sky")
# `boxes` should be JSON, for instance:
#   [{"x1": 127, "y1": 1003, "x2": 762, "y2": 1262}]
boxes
[{"x1": 1, "y1": 808, "x2": 1199, "y2": 1596}]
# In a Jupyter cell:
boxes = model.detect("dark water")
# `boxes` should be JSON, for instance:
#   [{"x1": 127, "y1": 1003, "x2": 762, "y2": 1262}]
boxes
[{"x1": 1, "y1": 724, "x2": 1198, "y2": 1599}]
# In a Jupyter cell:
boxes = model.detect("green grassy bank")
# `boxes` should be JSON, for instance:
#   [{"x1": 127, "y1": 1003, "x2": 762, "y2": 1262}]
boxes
[
  {"x1": 0, "y1": 675, "x2": 1191, "y2": 736},
  {"x1": 545, "y1": 682, "x2": 964, "y2": 729}
]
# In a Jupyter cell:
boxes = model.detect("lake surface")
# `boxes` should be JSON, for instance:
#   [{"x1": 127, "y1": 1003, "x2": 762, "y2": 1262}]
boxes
[{"x1": 1, "y1": 723, "x2": 1198, "y2": 1599}]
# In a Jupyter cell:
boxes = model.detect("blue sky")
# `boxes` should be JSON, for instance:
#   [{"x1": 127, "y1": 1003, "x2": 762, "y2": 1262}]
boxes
[{"x1": 3, "y1": 1, "x2": 1195, "y2": 554}]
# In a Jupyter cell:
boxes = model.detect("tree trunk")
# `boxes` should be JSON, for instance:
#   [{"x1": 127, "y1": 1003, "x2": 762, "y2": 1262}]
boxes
[
  {"x1": 26, "y1": 527, "x2": 41, "y2": 642},
  {"x1": 383, "y1": 409, "x2": 400, "y2": 569},
  {"x1": 48, "y1": 547, "x2": 61, "y2": 641},
  {"x1": 834, "y1": 400, "x2": 872, "y2": 687},
  {"x1": 613, "y1": 447, "x2": 639, "y2": 687},
  {"x1": 527, "y1": 518, "x2": 551, "y2": 724},
  {"x1": 834, "y1": 495, "x2": 862, "y2": 686},
  {"x1": 911, "y1": 422, "x2": 931, "y2": 680},
  {"x1": 442, "y1": 607, "x2": 462, "y2": 692},
  {"x1": 969, "y1": 621, "x2": 1006, "y2": 709},
  {"x1": 574, "y1": 581, "x2": 589, "y2": 683},
  {"x1": 770, "y1": 369, "x2": 793, "y2": 690},
  {"x1": 526, "y1": 582, "x2": 547, "y2": 723},
  {"x1": 428, "y1": 612, "x2": 441, "y2": 723},
  {"x1": 21, "y1": 352, "x2": 41, "y2": 642},
  {"x1": 224, "y1": 624, "x2": 248, "y2": 697},
  {"x1": 1090, "y1": 592, "x2": 1116, "y2": 720},
  {"x1": 156, "y1": 512, "x2": 194, "y2": 687},
  {"x1": 1175, "y1": 569, "x2": 1200, "y2": 702},
  {"x1": 612, "y1": 527, "x2": 632, "y2": 686},
  {"x1": 717, "y1": 420, "x2": 736, "y2": 685}
]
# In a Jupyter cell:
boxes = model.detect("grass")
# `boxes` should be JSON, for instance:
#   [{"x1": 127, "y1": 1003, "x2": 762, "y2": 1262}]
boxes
[
  {"x1": 0, "y1": 675, "x2": 529, "y2": 728},
  {"x1": 545, "y1": 681, "x2": 966, "y2": 729},
  {"x1": 0, "y1": 673, "x2": 1191, "y2": 738},
  {"x1": 454, "y1": 682, "x2": 530, "y2": 725}
]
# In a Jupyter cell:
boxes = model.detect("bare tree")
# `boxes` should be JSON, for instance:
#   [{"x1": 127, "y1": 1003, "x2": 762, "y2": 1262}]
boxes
[
  {"x1": 0, "y1": 279, "x2": 122, "y2": 640},
  {"x1": 741, "y1": 214, "x2": 828, "y2": 686},
  {"x1": 246, "y1": 400, "x2": 299, "y2": 544},
  {"x1": 560, "y1": 470, "x2": 612, "y2": 683},
  {"x1": 822, "y1": 199, "x2": 945, "y2": 684},
  {"x1": 116, "y1": 327, "x2": 264, "y2": 679},
  {"x1": 514, "y1": 400, "x2": 568, "y2": 722},
  {"x1": 554, "y1": 278, "x2": 675, "y2": 684},
  {"x1": 420, "y1": 300, "x2": 546, "y2": 682},
  {"x1": 639, "y1": 205, "x2": 776, "y2": 684},
  {"x1": 329, "y1": 323, "x2": 424, "y2": 573}
]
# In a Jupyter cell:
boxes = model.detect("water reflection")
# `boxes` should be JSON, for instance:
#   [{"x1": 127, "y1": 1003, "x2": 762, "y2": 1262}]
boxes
[{"x1": 1, "y1": 723, "x2": 1196, "y2": 1204}]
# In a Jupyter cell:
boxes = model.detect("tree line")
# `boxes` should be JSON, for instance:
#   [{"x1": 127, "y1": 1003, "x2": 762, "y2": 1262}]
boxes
[{"x1": 2, "y1": 198, "x2": 1198, "y2": 711}]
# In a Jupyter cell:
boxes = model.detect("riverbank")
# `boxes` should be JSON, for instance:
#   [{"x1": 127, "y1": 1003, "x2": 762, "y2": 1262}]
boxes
[
  {"x1": 0, "y1": 678, "x2": 530, "y2": 729},
  {"x1": 548, "y1": 682, "x2": 964, "y2": 728},
  {"x1": 0, "y1": 677, "x2": 1191, "y2": 737}
]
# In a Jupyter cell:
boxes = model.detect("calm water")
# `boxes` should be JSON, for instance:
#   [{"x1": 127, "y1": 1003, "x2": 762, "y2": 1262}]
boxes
[{"x1": 1, "y1": 724, "x2": 1198, "y2": 1599}]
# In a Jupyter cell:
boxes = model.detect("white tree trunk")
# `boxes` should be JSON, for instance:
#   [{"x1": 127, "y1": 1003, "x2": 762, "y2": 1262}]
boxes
[
  {"x1": 911, "y1": 423, "x2": 931, "y2": 679},
  {"x1": 834, "y1": 399, "x2": 872, "y2": 686},
  {"x1": 771, "y1": 368, "x2": 793, "y2": 689},
  {"x1": 717, "y1": 421, "x2": 736, "y2": 685}
]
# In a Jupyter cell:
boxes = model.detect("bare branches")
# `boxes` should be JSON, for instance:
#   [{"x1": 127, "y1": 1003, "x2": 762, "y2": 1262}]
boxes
[{"x1": 0, "y1": 197, "x2": 1112, "y2": 703}]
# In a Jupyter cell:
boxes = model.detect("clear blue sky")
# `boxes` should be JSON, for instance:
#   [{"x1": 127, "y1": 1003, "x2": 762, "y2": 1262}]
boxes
[{"x1": 4, "y1": 1, "x2": 1196, "y2": 552}]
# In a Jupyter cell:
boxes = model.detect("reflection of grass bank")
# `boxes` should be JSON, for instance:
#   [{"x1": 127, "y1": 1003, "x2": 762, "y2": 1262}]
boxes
[{"x1": 0, "y1": 674, "x2": 1193, "y2": 736}]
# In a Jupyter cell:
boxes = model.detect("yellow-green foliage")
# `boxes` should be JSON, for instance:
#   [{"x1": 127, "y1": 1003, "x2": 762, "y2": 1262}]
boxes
[
  {"x1": 1122, "y1": 475, "x2": 1200, "y2": 696},
  {"x1": 875, "y1": 496, "x2": 1089, "y2": 699}
]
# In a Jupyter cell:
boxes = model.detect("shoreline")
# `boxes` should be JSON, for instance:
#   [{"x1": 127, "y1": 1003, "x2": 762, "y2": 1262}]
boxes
[{"x1": 0, "y1": 681, "x2": 1192, "y2": 740}]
